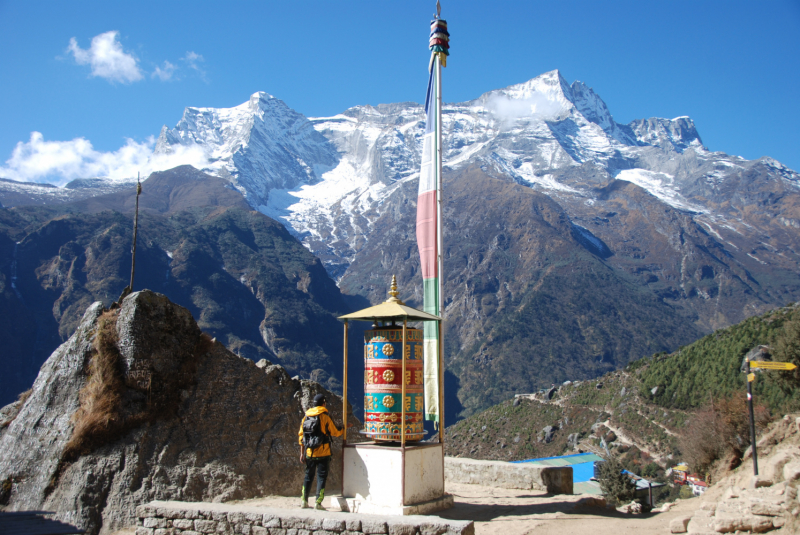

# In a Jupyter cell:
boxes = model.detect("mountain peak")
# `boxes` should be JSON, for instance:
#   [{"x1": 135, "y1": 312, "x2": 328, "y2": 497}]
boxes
[
  {"x1": 568, "y1": 79, "x2": 617, "y2": 134},
  {"x1": 250, "y1": 91, "x2": 275, "y2": 101},
  {"x1": 494, "y1": 69, "x2": 570, "y2": 100},
  {"x1": 480, "y1": 70, "x2": 573, "y2": 121},
  {"x1": 154, "y1": 91, "x2": 339, "y2": 207},
  {"x1": 248, "y1": 91, "x2": 280, "y2": 111}
]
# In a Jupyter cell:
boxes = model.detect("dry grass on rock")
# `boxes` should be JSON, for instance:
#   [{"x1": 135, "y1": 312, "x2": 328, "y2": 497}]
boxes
[
  {"x1": 62, "y1": 310, "x2": 210, "y2": 463},
  {"x1": 63, "y1": 310, "x2": 125, "y2": 461}
]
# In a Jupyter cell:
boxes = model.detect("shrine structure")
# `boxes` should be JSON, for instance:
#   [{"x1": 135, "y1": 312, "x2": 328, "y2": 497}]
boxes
[{"x1": 331, "y1": 277, "x2": 451, "y2": 515}]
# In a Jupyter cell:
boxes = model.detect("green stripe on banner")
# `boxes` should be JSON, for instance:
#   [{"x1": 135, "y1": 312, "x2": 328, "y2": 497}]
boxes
[
  {"x1": 423, "y1": 321, "x2": 439, "y2": 345},
  {"x1": 423, "y1": 278, "x2": 439, "y2": 315}
]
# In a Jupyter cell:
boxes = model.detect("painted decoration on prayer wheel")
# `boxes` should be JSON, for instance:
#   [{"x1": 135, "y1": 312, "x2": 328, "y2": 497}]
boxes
[{"x1": 363, "y1": 326, "x2": 425, "y2": 441}]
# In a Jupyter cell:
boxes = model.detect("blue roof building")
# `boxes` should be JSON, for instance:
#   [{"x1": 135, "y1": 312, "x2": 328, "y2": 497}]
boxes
[{"x1": 513, "y1": 453, "x2": 665, "y2": 502}]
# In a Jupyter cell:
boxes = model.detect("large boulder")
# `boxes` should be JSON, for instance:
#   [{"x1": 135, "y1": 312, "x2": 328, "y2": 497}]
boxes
[{"x1": 0, "y1": 290, "x2": 354, "y2": 535}]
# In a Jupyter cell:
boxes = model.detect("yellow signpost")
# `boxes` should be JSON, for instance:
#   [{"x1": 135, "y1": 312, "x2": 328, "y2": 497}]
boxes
[
  {"x1": 744, "y1": 358, "x2": 797, "y2": 476},
  {"x1": 750, "y1": 361, "x2": 798, "y2": 371}
]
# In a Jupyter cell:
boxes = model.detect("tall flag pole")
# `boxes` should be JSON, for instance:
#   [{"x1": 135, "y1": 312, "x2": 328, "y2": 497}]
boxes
[{"x1": 417, "y1": 1, "x2": 449, "y2": 428}]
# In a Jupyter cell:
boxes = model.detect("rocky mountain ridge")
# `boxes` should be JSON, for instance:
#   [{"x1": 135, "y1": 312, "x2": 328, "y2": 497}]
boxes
[
  {"x1": 155, "y1": 91, "x2": 339, "y2": 209},
  {"x1": 0, "y1": 166, "x2": 356, "y2": 407},
  {"x1": 0, "y1": 177, "x2": 136, "y2": 208}
]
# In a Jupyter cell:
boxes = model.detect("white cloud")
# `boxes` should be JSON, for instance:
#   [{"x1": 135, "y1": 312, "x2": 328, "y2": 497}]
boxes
[
  {"x1": 1, "y1": 132, "x2": 211, "y2": 186},
  {"x1": 183, "y1": 51, "x2": 203, "y2": 67},
  {"x1": 152, "y1": 60, "x2": 176, "y2": 81},
  {"x1": 67, "y1": 31, "x2": 144, "y2": 84},
  {"x1": 486, "y1": 92, "x2": 566, "y2": 123},
  {"x1": 182, "y1": 51, "x2": 207, "y2": 81}
]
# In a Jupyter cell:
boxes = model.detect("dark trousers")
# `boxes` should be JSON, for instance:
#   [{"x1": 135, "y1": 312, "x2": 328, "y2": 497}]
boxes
[{"x1": 302, "y1": 456, "x2": 331, "y2": 502}]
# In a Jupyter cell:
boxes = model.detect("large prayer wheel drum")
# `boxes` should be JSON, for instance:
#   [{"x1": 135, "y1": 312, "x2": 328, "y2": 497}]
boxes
[{"x1": 363, "y1": 325, "x2": 424, "y2": 441}]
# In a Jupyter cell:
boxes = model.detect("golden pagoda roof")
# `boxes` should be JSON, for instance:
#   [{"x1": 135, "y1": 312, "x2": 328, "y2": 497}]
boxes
[{"x1": 338, "y1": 275, "x2": 442, "y2": 322}]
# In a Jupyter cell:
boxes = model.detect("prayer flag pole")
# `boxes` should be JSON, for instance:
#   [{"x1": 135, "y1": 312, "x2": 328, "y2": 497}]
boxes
[
  {"x1": 417, "y1": 1, "x2": 449, "y2": 436},
  {"x1": 435, "y1": 47, "x2": 445, "y2": 443}
]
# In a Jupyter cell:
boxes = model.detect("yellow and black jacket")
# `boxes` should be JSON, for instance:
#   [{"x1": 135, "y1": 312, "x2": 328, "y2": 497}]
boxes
[{"x1": 297, "y1": 406, "x2": 343, "y2": 458}]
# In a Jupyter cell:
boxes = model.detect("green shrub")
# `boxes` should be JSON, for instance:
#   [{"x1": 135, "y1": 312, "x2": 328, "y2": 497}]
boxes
[{"x1": 596, "y1": 456, "x2": 637, "y2": 506}]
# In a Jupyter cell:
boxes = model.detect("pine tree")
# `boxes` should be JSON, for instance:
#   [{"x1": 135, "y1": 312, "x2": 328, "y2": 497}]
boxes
[{"x1": 596, "y1": 456, "x2": 637, "y2": 506}]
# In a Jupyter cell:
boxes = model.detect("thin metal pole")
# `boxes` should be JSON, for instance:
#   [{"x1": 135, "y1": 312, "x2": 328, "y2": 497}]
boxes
[
  {"x1": 401, "y1": 319, "x2": 407, "y2": 506},
  {"x1": 438, "y1": 318, "x2": 445, "y2": 444},
  {"x1": 401, "y1": 319, "x2": 407, "y2": 447},
  {"x1": 343, "y1": 321, "x2": 349, "y2": 443},
  {"x1": 435, "y1": 54, "x2": 443, "y2": 327},
  {"x1": 342, "y1": 320, "x2": 349, "y2": 497},
  {"x1": 435, "y1": 59, "x2": 444, "y2": 310},
  {"x1": 435, "y1": 51, "x2": 445, "y2": 439},
  {"x1": 746, "y1": 358, "x2": 758, "y2": 475}
]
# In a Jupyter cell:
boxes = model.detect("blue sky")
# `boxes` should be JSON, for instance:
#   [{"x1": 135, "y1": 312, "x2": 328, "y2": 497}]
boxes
[{"x1": 1, "y1": 0, "x2": 799, "y2": 183}]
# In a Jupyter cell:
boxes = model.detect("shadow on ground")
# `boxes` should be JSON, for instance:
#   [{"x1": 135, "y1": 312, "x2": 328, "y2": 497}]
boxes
[{"x1": 438, "y1": 495, "x2": 655, "y2": 522}]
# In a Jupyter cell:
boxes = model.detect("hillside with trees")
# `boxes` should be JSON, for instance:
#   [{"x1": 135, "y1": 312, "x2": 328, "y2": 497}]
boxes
[{"x1": 444, "y1": 302, "x2": 800, "y2": 485}]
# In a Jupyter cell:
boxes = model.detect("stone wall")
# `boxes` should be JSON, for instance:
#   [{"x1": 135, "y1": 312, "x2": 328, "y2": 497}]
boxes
[
  {"x1": 444, "y1": 457, "x2": 573, "y2": 494},
  {"x1": 136, "y1": 501, "x2": 474, "y2": 535}
]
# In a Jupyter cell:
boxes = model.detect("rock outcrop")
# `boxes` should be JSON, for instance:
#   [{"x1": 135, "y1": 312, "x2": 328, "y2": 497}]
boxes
[
  {"x1": 0, "y1": 290, "x2": 354, "y2": 535},
  {"x1": 681, "y1": 415, "x2": 800, "y2": 534}
]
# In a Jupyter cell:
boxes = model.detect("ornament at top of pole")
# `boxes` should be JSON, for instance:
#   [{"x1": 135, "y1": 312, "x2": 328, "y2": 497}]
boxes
[
  {"x1": 429, "y1": 3, "x2": 449, "y2": 68},
  {"x1": 386, "y1": 275, "x2": 405, "y2": 305}
]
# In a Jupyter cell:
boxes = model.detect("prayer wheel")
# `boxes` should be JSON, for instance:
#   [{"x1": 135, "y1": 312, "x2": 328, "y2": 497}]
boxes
[{"x1": 363, "y1": 324, "x2": 425, "y2": 441}]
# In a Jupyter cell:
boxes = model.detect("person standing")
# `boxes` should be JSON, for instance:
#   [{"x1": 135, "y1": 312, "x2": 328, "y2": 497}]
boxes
[{"x1": 298, "y1": 393, "x2": 345, "y2": 509}]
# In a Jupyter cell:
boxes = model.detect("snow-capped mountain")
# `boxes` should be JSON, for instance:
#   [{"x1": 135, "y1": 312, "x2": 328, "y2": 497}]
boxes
[
  {"x1": 0, "y1": 176, "x2": 137, "y2": 207},
  {"x1": 155, "y1": 70, "x2": 798, "y2": 279},
  {"x1": 147, "y1": 69, "x2": 800, "y2": 335},
  {"x1": 154, "y1": 91, "x2": 339, "y2": 208}
]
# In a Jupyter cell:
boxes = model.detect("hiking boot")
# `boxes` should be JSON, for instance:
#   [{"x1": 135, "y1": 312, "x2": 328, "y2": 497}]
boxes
[
  {"x1": 300, "y1": 500, "x2": 309, "y2": 509},
  {"x1": 314, "y1": 502, "x2": 326, "y2": 510}
]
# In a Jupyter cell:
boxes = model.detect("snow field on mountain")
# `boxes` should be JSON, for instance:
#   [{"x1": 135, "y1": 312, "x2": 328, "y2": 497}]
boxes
[{"x1": 614, "y1": 169, "x2": 707, "y2": 213}]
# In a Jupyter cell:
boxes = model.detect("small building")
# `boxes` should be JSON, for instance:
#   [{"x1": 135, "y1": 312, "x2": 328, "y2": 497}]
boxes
[
  {"x1": 690, "y1": 479, "x2": 708, "y2": 496},
  {"x1": 670, "y1": 463, "x2": 689, "y2": 485},
  {"x1": 623, "y1": 470, "x2": 666, "y2": 507},
  {"x1": 519, "y1": 454, "x2": 667, "y2": 505}
]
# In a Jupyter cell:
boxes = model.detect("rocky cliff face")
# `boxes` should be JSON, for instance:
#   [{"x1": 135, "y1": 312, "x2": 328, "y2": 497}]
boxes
[
  {"x1": 337, "y1": 166, "x2": 705, "y2": 416},
  {"x1": 0, "y1": 290, "x2": 354, "y2": 535}
]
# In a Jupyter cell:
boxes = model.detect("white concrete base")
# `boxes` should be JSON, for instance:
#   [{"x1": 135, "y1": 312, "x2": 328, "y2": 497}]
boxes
[
  {"x1": 329, "y1": 493, "x2": 454, "y2": 515},
  {"x1": 338, "y1": 442, "x2": 449, "y2": 515}
]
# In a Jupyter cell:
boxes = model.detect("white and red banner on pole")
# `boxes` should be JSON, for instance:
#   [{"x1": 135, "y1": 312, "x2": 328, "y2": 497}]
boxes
[{"x1": 417, "y1": 14, "x2": 448, "y2": 425}]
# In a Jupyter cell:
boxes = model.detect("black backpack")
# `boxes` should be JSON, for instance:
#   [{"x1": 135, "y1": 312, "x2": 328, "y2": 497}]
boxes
[{"x1": 302, "y1": 415, "x2": 330, "y2": 451}]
